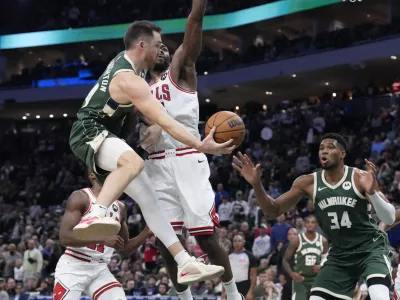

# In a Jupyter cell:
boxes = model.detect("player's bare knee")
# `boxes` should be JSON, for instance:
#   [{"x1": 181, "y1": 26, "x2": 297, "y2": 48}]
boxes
[{"x1": 117, "y1": 151, "x2": 144, "y2": 172}]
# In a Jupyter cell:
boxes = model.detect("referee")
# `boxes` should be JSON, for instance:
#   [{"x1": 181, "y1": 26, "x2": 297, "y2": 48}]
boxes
[{"x1": 229, "y1": 234, "x2": 258, "y2": 298}]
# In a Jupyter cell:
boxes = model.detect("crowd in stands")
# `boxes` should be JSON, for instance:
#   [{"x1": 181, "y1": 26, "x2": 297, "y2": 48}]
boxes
[
  {"x1": 3, "y1": 17, "x2": 400, "y2": 89},
  {"x1": 1, "y1": 92, "x2": 400, "y2": 299},
  {"x1": 2, "y1": 0, "x2": 267, "y2": 35}
]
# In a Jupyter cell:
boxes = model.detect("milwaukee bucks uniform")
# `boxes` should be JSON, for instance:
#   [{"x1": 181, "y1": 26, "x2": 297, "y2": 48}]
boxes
[
  {"x1": 69, "y1": 51, "x2": 146, "y2": 182},
  {"x1": 293, "y1": 232, "x2": 323, "y2": 300},
  {"x1": 310, "y1": 166, "x2": 391, "y2": 300}
]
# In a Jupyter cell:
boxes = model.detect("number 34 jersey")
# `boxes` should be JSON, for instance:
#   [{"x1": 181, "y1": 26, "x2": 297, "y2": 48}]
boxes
[
  {"x1": 64, "y1": 188, "x2": 122, "y2": 264},
  {"x1": 313, "y1": 166, "x2": 379, "y2": 251}
]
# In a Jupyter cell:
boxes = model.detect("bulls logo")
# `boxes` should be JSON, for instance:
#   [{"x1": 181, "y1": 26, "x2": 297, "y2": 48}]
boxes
[
  {"x1": 227, "y1": 119, "x2": 244, "y2": 128},
  {"x1": 161, "y1": 72, "x2": 167, "y2": 81},
  {"x1": 112, "y1": 204, "x2": 118, "y2": 212}
]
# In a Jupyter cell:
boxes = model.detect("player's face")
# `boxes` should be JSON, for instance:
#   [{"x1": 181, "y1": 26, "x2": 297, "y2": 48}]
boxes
[
  {"x1": 305, "y1": 217, "x2": 317, "y2": 232},
  {"x1": 319, "y1": 139, "x2": 345, "y2": 170},
  {"x1": 144, "y1": 31, "x2": 162, "y2": 69},
  {"x1": 153, "y1": 44, "x2": 171, "y2": 72}
]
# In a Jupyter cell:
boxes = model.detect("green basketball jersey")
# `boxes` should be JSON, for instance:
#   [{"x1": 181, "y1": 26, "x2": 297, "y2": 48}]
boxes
[
  {"x1": 294, "y1": 232, "x2": 323, "y2": 278},
  {"x1": 70, "y1": 51, "x2": 146, "y2": 143},
  {"x1": 313, "y1": 166, "x2": 379, "y2": 250}
]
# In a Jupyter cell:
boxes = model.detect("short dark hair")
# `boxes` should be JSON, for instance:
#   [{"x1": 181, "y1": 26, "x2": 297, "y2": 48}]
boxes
[
  {"x1": 124, "y1": 21, "x2": 162, "y2": 50},
  {"x1": 321, "y1": 133, "x2": 347, "y2": 151}
]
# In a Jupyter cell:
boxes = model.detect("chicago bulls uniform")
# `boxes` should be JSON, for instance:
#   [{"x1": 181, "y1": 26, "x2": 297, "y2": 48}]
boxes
[
  {"x1": 140, "y1": 68, "x2": 219, "y2": 236},
  {"x1": 54, "y1": 188, "x2": 126, "y2": 300}
]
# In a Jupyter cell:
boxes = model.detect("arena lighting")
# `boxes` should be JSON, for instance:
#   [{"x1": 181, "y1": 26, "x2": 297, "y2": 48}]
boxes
[
  {"x1": 22, "y1": 116, "x2": 27, "y2": 120},
  {"x1": 325, "y1": 82, "x2": 330, "y2": 86},
  {"x1": 204, "y1": 71, "x2": 208, "y2": 75},
  {"x1": 391, "y1": 56, "x2": 397, "y2": 60},
  {"x1": 25, "y1": 113, "x2": 30, "y2": 116},
  {"x1": 263, "y1": 105, "x2": 268, "y2": 111},
  {"x1": 265, "y1": 91, "x2": 272, "y2": 95},
  {"x1": 36, "y1": 115, "x2": 40, "y2": 119},
  {"x1": 63, "y1": 113, "x2": 68, "y2": 117},
  {"x1": 332, "y1": 92, "x2": 337, "y2": 97},
  {"x1": 292, "y1": 74, "x2": 297, "y2": 77},
  {"x1": 49, "y1": 114, "x2": 54, "y2": 118},
  {"x1": 205, "y1": 99, "x2": 210, "y2": 103},
  {"x1": 235, "y1": 106, "x2": 240, "y2": 110}
]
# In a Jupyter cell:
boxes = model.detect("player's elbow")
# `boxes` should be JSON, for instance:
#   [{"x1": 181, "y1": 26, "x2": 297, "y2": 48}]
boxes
[{"x1": 59, "y1": 235, "x2": 68, "y2": 247}]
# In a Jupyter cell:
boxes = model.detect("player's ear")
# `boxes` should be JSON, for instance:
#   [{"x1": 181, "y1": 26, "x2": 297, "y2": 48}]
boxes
[
  {"x1": 139, "y1": 41, "x2": 146, "y2": 49},
  {"x1": 341, "y1": 150, "x2": 346, "y2": 160}
]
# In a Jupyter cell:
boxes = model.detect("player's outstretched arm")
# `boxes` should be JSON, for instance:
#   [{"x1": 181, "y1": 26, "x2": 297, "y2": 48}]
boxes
[
  {"x1": 380, "y1": 209, "x2": 400, "y2": 231},
  {"x1": 356, "y1": 160, "x2": 395, "y2": 225},
  {"x1": 59, "y1": 192, "x2": 124, "y2": 248},
  {"x1": 111, "y1": 72, "x2": 235, "y2": 156},
  {"x1": 282, "y1": 235, "x2": 303, "y2": 282},
  {"x1": 171, "y1": 0, "x2": 207, "y2": 88},
  {"x1": 117, "y1": 203, "x2": 152, "y2": 255},
  {"x1": 232, "y1": 152, "x2": 307, "y2": 219}
]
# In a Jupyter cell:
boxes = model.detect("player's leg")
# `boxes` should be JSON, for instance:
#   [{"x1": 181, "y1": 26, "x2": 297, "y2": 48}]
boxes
[
  {"x1": 394, "y1": 277, "x2": 400, "y2": 300},
  {"x1": 174, "y1": 153, "x2": 241, "y2": 300},
  {"x1": 293, "y1": 281, "x2": 311, "y2": 300},
  {"x1": 310, "y1": 259, "x2": 357, "y2": 300},
  {"x1": 73, "y1": 136, "x2": 144, "y2": 239},
  {"x1": 359, "y1": 244, "x2": 392, "y2": 300},
  {"x1": 54, "y1": 256, "x2": 88, "y2": 300},
  {"x1": 86, "y1": 265, "x2": 126, "y2": 300}
]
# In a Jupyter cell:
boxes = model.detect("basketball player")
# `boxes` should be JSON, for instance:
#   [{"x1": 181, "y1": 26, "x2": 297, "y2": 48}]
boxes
[
  {"x1": 137, "y1": 1, "x2": 241, "y2": 300},
  {"x1": 233, "y1": 133, "x2": 395, "y2": 300},
  {"x1": 379, "y1": 209, "x2": 400, "y2": 300},
  {"x1": 69, "y1": 21, "x2": 229, "y2": 284},
  {"x1": 55, "y1": 168, "x2": 151, "y2": 300},
  {"x1": 283, "y1": 215, "x2": 328, "y2": 300}
]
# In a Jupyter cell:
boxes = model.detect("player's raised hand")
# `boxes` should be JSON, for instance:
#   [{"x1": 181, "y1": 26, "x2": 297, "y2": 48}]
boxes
[
  {"x1": 199, "y1": 126, "x2": 235, "y2": 156},
  {"x1": 104, "y1": 235, "x2": 125, "y2": 250},
  {"x1": 356, "y1": 161, "x2": 376, "y2": 195},
  {"x1": 232, "y1": 152, "x2": 261, "y2": 186},
  {"x1": 365, "y1": 159, "x2": 377, "y2": 178}
]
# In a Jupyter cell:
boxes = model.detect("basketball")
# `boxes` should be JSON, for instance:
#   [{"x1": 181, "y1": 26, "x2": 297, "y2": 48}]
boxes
[{"x1": 205, "y1": 111, "x2": 246, "y2": 147}]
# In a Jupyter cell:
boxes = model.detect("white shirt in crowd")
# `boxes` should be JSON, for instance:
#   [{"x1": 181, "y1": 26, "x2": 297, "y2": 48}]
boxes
[
  {"x1": 14, "y1": 265, "x2": 24, "y2": 281},
  {"x1": 231, "y1": 200, "x2": 249, "y2": 216},
  {"x1": 252, "y1": 235, "x2": 271, "y2": 258},
  {"x1": 218, "y1": 202, "x2": 233, "y2": 222}
]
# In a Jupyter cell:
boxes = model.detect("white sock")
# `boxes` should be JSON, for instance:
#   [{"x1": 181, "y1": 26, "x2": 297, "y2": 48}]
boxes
[
  {"x1": 174, "y1": 250, "x2": 191, "y2": 266},
  {"x1": 368, "y1": 284, "x2": 390, "y2": 300},
  {"x1": 90, "y1": 204, "x2": 107, "y2": 217},
  {"x1": 177, "y1": 287, "x2": 193, "y2": 300},
  {"x1": 223, "y1": 278, "x2": 242, "y2": 300},
  {"x1": 124, "y1": 171, "x2": 180, "y2": 248}
]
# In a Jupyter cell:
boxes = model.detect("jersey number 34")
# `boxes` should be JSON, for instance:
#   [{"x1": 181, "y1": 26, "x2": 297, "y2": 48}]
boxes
[{"x1": 328, "y1": 211, "x2": 352, "y2": 229}]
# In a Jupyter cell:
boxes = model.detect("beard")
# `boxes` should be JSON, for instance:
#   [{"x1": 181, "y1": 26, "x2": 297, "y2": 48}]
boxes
[{"x1": 153, "y1": 59, "x2": 170, "y2": 73}]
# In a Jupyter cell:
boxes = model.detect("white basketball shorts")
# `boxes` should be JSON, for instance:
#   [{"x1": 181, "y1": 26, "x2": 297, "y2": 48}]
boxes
[
  {"x1": 54, "y1": 255, "x2": 126, "y2": 300},
  {"x1": 145, "y1": 147, "x2": 219, "y2": 236}
]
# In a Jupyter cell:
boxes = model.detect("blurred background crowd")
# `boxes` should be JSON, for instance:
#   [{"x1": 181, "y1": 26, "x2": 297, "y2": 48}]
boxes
[{"x1": 2, "y1": 0, "x2": 400, "y2": 299}]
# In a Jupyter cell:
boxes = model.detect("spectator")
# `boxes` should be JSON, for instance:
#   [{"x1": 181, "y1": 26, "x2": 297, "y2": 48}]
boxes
[
  {"x1": 371, "y1": 134, "x2": 387, "y2": 155},
  {"x1": 13, "y1": 259, "x2": 23, "y2": 282},
  {"x1": 294, "y1": 217, "x2": 306, "y2": 234},
  {"x1": 202, "y1": 280, "x2": 216, "y2": 296},
  {"x1": 229, "y1": 235, "x2": 258, "y2": 297},
  {"x1": 0, "y1": 279, "x2": 8, "y2": 300},
  {"x1": 145, "y1": 276, "x2": 158, "y2": 296},
  {"x1": 232, "y1": 191, "x2": 249, "y2": 223},
  {"x1": 13, "y1": 283, "x2": 29, "y2": 300},
  {"x1": 22, "y1": 240, "x2": 42, "y2": 283},
  {"x1": 218, "y1": 196, "x2": 233, "y2": 227},
  {"x1": 125, "y1": 279, "x2": 146, "y2": 296},
  {"x1": 215, "y1": 183, "x2": 229, "y2": 210},
  {"x1": 301, "y1": 200, "x2": 315, "y2": 219},
  {"x1": 36, "y1": 279, "x2": 52, "y2": 296},
  {"x1": 270, "y1": 215, "x2": 291, "y2": 249},
  {"x1": 156, "y1": 283, "x2": 169, "y2": 296},
  {"x1": 252, "y1": 225, "x2": 271, "y2": 260},
  {"x1": 2, "y1": 244, "x2": 22, "y2": 279},
  {"x1": 5, "y1": 278, "x2": 15, "y2": 298}
]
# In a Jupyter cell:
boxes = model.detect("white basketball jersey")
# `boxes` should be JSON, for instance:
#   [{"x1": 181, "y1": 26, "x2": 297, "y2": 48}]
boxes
[
  {"x1": 141, "y1": 68, "x2": 200, "y2": 152},
  {"x1": 64, "y1": 188, "x2": 121, "y2": 264}
]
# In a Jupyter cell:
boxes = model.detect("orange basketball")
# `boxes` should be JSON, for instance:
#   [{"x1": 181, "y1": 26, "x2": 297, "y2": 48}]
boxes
[{"x1": 205, "y1": 111, "x2": 246, "y2": 147}]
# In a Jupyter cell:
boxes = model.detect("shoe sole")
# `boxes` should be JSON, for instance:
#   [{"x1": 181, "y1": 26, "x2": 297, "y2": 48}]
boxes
[
  {"x1": 73, "y1": 218, "x2": 121, "y2": 240},
  {"x1": 177, "y1": 267, "x2": 225, "y2": 285}
]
